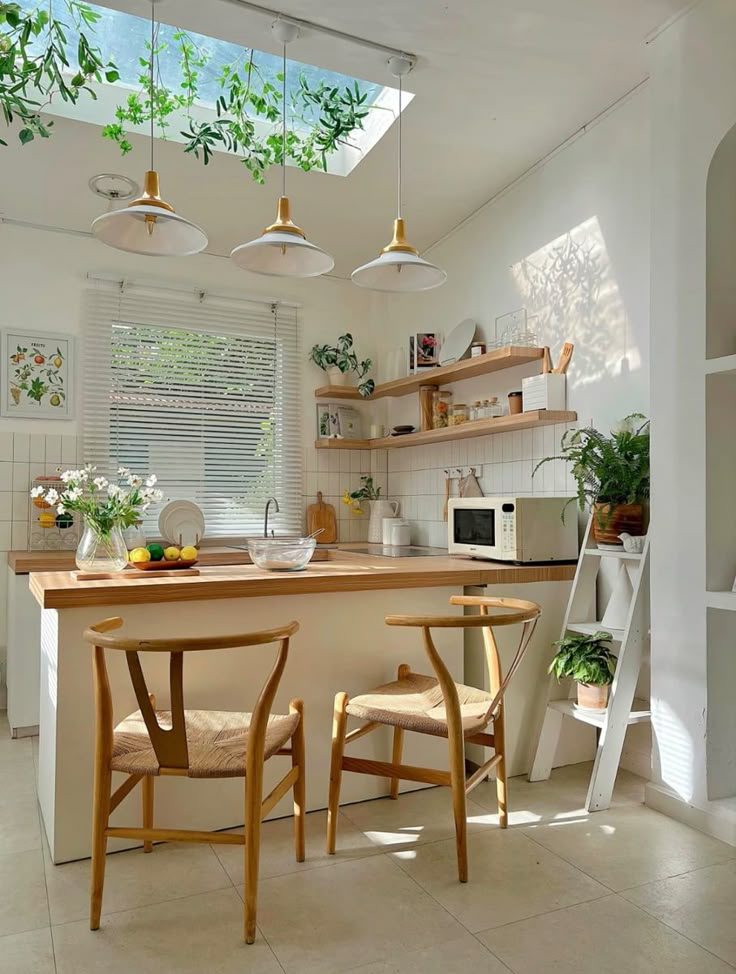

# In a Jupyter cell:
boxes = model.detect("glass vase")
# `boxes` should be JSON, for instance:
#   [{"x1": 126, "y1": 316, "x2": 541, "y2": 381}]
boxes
[{"x1": 76, "y1": 519, "x2": 129, "y2": 573}]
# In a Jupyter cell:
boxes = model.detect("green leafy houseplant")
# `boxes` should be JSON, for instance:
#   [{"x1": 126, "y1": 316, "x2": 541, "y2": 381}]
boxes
[
  {"x1": 549, "y1": 631, "x2": 617, "y2": 709},
  {"x1": 342, "y1": 476, "x2": 380, "y2": 514},
  {"x1": 309, "y1": 333, "x2": 375, "y2": 398},
  {"x1": 533, "y1": 414, "x2": 650, "y2": 541},
  {"x1": 0, "y1": 1, "x2": 118, "y2": 146},
  {"x1": 1, "y1": 3, "x2": 374, "y2": 182}
]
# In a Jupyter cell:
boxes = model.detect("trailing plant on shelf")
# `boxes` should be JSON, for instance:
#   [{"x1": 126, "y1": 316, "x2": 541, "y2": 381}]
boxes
[
  {"x1": 533, "y1": 413, "x2": 650, "y2": 544},
  {"x1": 309, "y1": 333, "x2": 375, "y2": 397},
  {"x1": 1, "y1": 3, "x2": 374, "y2": 182},
  {"x1": 549, "y1": 630, "x2": 617, "y2": 710}
]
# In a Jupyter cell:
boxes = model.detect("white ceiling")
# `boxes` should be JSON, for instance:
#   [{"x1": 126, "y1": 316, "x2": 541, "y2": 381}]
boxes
[{"x1": 0, "y1": 0, "x2": 690, "y2": 278}]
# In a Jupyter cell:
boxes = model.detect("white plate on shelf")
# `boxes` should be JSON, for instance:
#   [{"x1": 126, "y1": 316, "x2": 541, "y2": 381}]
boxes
[
  {"x1": 159, "y1": 501, "x2": 205, "y2": 547},
  {"x1": 439, "y1": 318, "x2": 477, "y2": 366}
]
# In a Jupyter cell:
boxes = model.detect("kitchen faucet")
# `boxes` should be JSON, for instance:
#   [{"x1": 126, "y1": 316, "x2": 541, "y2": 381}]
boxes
[{"x1": 264, "y1": 497, "x2": 279, "y2": 538}]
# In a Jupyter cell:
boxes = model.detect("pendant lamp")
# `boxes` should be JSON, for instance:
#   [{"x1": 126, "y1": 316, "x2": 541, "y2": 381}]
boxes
[
  {"x1": 352, "y1": 57, "x2": 445, "y2": 292},
  {"x1": 91, "y1": 3, "x2": 207, "y2": 257},
  {"x1": 230, "y1": 20, "x2": 334, "y2": 277}
]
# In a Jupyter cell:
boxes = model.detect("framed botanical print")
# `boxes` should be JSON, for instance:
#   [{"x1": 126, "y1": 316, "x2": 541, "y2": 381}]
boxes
[
  {"x1": 1, "y1": 330, "x2": 75, "y2": 419},
  {"x1": 409, "y1": 332, "x2": 441, "y2": 373}
]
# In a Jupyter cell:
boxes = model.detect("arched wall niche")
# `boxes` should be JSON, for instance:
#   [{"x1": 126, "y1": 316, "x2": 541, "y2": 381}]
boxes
[{"x1": 706, "y1": 121, "x2": 736, "y2": 360}]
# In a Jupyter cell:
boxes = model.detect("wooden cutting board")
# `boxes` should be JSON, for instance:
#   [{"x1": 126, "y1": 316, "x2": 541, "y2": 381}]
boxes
[{"x1": 306, "y1": 491, "x2": 337, "y2": 543}]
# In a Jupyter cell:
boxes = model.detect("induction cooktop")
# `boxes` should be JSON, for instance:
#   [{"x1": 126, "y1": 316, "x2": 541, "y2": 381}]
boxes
[{"x1": 349, "y1": 546, "x2": 448, "y2": 558}]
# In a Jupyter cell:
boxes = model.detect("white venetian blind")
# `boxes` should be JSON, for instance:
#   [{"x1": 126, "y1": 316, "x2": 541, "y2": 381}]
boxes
[{"x1": 82, "y1": 284, "x2": 302, "y2": 539}]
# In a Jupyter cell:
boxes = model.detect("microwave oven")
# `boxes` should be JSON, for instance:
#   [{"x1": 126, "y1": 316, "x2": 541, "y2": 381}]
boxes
[{"x1": 447, "y1": 496, "x2": 578, "y2": 563}]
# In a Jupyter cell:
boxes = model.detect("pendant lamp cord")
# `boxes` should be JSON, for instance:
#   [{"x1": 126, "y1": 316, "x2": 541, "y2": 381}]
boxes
[
  {"x1": 149, "y1": 2, "x2": 155, "y2": 172},
  {"x1": 397, "y1": 73, "x2": 402, "y2": 219},
  {"x1": 282, "y1": 42, "x2": 287, "y2": 199}
]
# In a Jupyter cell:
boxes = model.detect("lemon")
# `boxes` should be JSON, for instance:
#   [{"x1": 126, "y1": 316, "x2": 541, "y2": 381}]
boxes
[
  {"x1": 164, "y1": 546, "x2": 180, "y2": 561},
  {"x1": 180, "y1": 545, "x2": 198, "y2": 561},
  {"x1": 129, "y1": 547, "x2": 151, "y2": 564},
  {"x1": 38, "y1": 512, "x2": 56, "y2": 529}
]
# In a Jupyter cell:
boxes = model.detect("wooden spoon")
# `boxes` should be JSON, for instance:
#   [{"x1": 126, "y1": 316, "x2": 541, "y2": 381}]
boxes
[{"x1": 554, "y1": 342, "x2": 574, "y2": 374}]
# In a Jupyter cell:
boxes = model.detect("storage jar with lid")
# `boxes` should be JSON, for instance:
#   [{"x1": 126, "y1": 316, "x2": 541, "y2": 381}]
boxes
[
  {"x1": 432, "y1": 389, "x2": 452, "y2": 428},
  {"x1": 487, "y1": 397, "x2": 503, "y2": 418},
  {"x1": 449, "y1": 403, "x2": 469, "y2": 426}
]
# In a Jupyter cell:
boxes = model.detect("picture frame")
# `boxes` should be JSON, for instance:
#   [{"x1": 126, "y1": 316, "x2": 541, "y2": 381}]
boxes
[
  {"x1": 336, "y1": 406, "x2": 361, "y2": 440},
  {"x1": 410, "y1": 332, "x2": 441, "y2": 373},
  {"x1": 316, "y1": 402, "x2": 342, "y2": 438},
  {"x1": 1, "y1": 329, "x2": 75, "y2": 419}
]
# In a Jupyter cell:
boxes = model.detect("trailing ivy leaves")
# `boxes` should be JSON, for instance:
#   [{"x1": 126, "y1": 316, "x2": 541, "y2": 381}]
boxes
[{"x1": 0, "y1": 1, "x2": 116, "y2": 146}]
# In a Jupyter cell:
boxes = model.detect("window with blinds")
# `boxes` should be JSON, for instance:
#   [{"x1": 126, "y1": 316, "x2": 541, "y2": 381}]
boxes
[{"x1": 82, "y1": 286, "x2": 302, "y2": 539}]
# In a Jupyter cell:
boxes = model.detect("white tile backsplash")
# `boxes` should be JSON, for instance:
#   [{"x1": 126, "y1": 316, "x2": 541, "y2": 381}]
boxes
[
  {"x1": 385, "y1": 423, "x2": 576, "y2": 548},
  {"x1": 12, "y1": 432, "x2": 29, "y2": 461}
]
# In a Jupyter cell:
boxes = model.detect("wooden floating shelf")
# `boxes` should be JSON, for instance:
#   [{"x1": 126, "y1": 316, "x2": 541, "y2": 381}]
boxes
[
  {"x1": 314, "y1": 346, "x2": 545, "y2": 401},
  {"x1": 705, "y1": 354, "x2": 736, "y2": 376},
  {"x1": 315, "y1": 410, "x2": 577, "y2": 450}
]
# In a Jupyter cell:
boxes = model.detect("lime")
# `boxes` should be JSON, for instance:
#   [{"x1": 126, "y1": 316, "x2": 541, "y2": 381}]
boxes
[
  {"x1": 147, "y1": 543, "x2": 164, "y2": 561},
  {"x1": 164, "y1": 546, "x2": 180, "y2": 561},
  {"x1": 180, "y1": 545, "x2": 198, "y2": 561},
  {"x1": 55, "y1": 512, "x2": 73, "y2": 529},
  {"x1": 130, "y1": 547, "x2": 151, "y2": 564}
]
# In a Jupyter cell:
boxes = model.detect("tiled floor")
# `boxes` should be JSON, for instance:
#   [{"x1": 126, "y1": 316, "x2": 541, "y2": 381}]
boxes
[{"x1": 2, "y1": 713, "x2": 735, "y2": 973}]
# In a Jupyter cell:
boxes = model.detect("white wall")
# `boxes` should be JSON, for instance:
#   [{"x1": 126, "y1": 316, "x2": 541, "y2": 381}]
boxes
[
  {"x1": 647, "y1": 0, "x2": 736, "y2": 842},
  {"x1": 0, "y1": 223, "x2": 380, "y2": 690},
  {"x1": 376, "y1": 87, "x2": 653, "y2": 778}
]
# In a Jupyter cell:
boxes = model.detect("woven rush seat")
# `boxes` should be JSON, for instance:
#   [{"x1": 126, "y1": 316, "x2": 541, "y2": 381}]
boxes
[
  {"x1": 346, "y1": 671, "x2": 495, "y2": 738},
  {"x1": 111, "y1": 709, "x2": 300, "y2": 778}
]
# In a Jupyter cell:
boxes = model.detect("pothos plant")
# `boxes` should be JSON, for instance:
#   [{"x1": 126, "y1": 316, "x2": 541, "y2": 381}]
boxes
[
  {"x1": 548, "y1": 631, "x2": 617, "y2": 687},
  {"x1": 1, "y1": 2, "x2": 373, "y2": 182},
  {"x1": 309, "y1": 333, "x2": 375, "y2": 397}
]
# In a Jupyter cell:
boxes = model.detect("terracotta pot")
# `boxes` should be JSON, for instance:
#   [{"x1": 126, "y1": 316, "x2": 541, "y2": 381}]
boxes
[
  {"x1": 592, "y1": 502, "x2": 643, "y2": 546},
  {"x1": 577, "y1": 682, "x2": 609, "y2": 710}
]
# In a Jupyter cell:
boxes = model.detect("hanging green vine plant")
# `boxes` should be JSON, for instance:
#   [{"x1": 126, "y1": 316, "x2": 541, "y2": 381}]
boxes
[
  {"x1": 1, "y1": 2, "x2": 373, "y2": 181},
  {"x1": 0, "y1": 1, "x2": 117, "y2": 146}
]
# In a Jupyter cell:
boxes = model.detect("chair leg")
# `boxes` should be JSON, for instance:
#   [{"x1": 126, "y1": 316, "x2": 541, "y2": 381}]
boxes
[
  {"x1": 89, "y1": 762, "x2": 112, "y2": 930},
  {"x1": 389, "y1": 664, "x2": 410, "y2": 799},
  {"x1": 289, "y1": 699, "x2": 306, "y2": 863},
  {"x1": 326, "y1": 691, "x2": 348, "y2": 854},
  {"x1": 142, "y1": 776, "x2": 154, "y2": 852},
  {"x1": 494, "y1": 703, "x2": 508, "y2": 828},
  {"x1": 448, "y1": 728, "x2": 468, "y2": 883},
  {"x1": 243, "y1": 763, "x2": 264, "y2": 944}
]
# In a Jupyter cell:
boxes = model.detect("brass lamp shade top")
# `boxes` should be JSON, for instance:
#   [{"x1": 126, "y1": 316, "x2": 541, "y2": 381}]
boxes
[
  {"x1": 381, "y1": 218, "x2": 419, "y2": 255},
  {"x1": 264, "y1": 196, "x2": 306, "y2": 238},
  {"x1": 128, "y1": 170, "x2": 175, "y2": 213}
]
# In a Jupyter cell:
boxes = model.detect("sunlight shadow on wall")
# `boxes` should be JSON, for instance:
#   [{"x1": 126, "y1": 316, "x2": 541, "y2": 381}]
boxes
[{"x1": 511, "y1": 216, "x2": 641, "y2": 400}]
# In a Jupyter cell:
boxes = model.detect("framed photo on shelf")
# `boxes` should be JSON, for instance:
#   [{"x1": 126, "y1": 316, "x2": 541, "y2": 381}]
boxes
[
  {"x1": 316, "y1": 403, "x2": 342, "y2": 438},
  {"x1": 336, "y1": 406, "x2": 361, "y2": 439},
  {"x1": 410, "y1": 332, "x2": 441, "y2": 373},
  {"x1": 1, "y1": 329, "x2": 75, "y2": 419}
]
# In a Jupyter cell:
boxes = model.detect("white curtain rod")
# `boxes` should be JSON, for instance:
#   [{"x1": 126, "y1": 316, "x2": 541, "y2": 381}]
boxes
[{"x1": 85, "y1": 272, "x2": 301, "y2": 310}]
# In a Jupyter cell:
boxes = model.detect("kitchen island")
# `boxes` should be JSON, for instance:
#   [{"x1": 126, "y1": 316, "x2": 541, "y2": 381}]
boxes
[{"x1": 28, "y1": 549, "x2": 576, "y2": 862}]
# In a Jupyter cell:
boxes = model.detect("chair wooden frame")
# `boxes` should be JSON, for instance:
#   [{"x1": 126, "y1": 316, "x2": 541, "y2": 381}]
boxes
[
  {"x1": 326, "y1": 596, "x2": 540, "y2": 881},
  {"x1": 83, "y1": 616, "x2": 304, "y2": 944}
]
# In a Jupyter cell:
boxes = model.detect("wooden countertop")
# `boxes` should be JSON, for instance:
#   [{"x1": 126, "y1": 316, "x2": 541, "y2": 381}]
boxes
[{"x1": 28, "y1": 549, "x2": 575, "y2": 609}]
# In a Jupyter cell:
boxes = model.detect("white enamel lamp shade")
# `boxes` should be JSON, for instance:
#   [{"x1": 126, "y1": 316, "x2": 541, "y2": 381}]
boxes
[
  {"x1": 351, "y1": 218, "x2": 446, "y2": 291},
  {"x1": 230, "y1": 196, "x2": 334, "y2": 277}
]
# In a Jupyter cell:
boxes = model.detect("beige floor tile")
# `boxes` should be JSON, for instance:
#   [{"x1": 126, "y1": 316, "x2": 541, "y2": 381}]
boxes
[
  {"x1": 479, "y1": 893, "x2": 734, "y2": 973},
  {"x1": 345, "y1": 932, "x2": 512, "y2": 974},
  {"x1": 44, "y1": 838, "x2": 233, "y2": 924},
  {"x1": 0, "y1": 794, "x2": 42, "y2": 855},
  {"x1": 392, "y1": 827, "x2": 607, "y2": 932},
  {"x1": 214, "y1": 808, "x2": 383, "y2": 885},
  {"x1": 0, "y1": 848, "x2": 49, "y2": 937},
  {"x1": 472, "y1": 761, "x2": 645, "y2": 825},
  {"x1": 52, "y1": 887, "x2": 283, "y2": 974},
  {"x1": 340, "y1": 785, "x2": 498, "y2": 851},
  {"x1": 249, "y1": 853, "x2": 465, "y2": 974},
  {"x1": 0, "y1": 926, "x2": 56, "y2": 974},
  {"x1": 522, "y1": 804, "x2": 735, "y2": 891},
  {"x1": 622, "y1": 859, "x2": 736, "y2": 966}
]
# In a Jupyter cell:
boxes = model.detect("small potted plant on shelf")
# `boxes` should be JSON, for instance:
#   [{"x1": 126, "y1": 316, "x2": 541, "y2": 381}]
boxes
[
  {"x1": 549, "y1": 630, "x2": 617, "y2": 710},
  {"x1": 309, "y1": 333, "x2": 375, "y2": 397},
  {"x1": 533, "y1": 413, "x2": 650, "y2": 546}
]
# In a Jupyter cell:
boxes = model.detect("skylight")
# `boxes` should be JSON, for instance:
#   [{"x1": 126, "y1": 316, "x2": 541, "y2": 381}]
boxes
[{"x1": 16, "y1": 0, "x2": 410, "y2": 176}]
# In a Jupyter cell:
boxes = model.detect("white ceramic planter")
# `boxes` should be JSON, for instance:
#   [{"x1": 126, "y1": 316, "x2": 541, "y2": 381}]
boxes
[{"x1": 326, "y1": 367, "x2": 349, "y2": 386}]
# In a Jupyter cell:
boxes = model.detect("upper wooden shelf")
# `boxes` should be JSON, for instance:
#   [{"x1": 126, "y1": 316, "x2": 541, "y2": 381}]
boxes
[
  {"x1": 314, "y1": 346, "x2": 544, "y2": 400},
  {"x1": 315, "y1": 410, "x2": 577, "y2": 450}
]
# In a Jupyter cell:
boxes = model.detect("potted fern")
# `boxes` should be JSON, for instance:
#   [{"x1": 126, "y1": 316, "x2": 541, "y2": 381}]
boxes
[
  {"x1": 533, "y1": 413, "x2": 650, "y2": 546},
  {"x1": 549, "y1": 631, "x2": 617, "y2": 710},
  {"x1": 309, "y1": 333, "x2": 375, "y2": 397}
]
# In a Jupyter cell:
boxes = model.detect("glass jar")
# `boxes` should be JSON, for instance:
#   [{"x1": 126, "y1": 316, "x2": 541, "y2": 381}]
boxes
[
  {"x1": 470, "y1": 342, "x2": 486, "y2": 358},
  {"x1": 487, "y1": 397, "x2": 503, "y2": 418},
  {"x1": 471, "y1": 400, "x2": 482, "y2": 422},
  {"x1": 76, "y1": 517, "x2": 128, "y2": 573},
  {"x1": 432, "y1": 390, "x2": 452, "y2": 429},
  {"x1": 449, "y1": 403, "x2": 469, "y2": 426}
]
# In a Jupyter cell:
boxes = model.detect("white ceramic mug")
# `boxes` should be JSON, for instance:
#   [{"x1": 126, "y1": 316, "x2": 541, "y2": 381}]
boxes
[{"x1": 382, "y1": 516, "x2": 398, "y2": 545}]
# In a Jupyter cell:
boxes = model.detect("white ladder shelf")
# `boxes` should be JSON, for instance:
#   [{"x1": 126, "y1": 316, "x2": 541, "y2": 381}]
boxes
[{"x1": 529, "y1": 516, "x2": 650, "y2": 811}]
